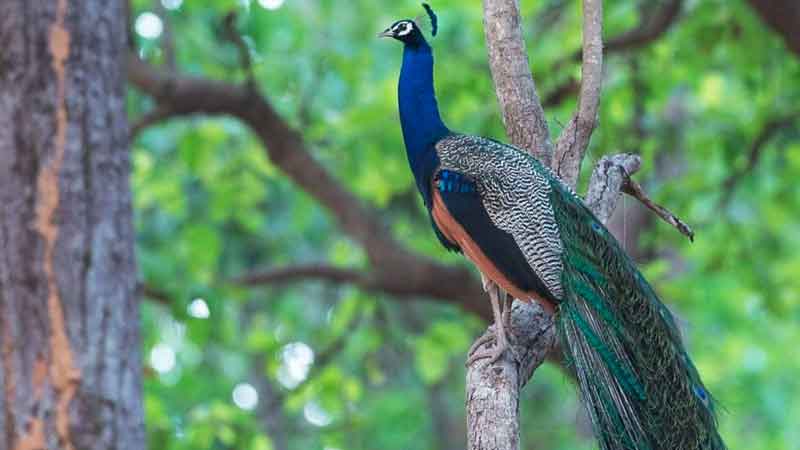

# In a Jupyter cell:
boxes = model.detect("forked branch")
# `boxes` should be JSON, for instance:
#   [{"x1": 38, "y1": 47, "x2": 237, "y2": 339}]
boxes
[{"x1": 553, "y1": 0, "x2": 604, "y2": 188}]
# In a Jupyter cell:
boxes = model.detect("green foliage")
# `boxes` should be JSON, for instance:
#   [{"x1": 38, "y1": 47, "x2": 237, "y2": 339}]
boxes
[{"x1": 130, "y1": 1, "x2": 799, "y2": 449}]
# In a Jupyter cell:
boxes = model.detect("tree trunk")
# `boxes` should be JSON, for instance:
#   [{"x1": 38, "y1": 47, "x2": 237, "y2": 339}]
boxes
[{"x1": 0, "y1": 1, "x2": 144, "y2": 450}]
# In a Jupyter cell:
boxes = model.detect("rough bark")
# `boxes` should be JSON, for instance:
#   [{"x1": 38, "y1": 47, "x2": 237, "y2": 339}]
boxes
[
  {"x1": 0, "y1": 2, "x2": 144, "y2": 450},
  {"x1": 482, "y1": 0, "x2": 554, "y2": 164}
]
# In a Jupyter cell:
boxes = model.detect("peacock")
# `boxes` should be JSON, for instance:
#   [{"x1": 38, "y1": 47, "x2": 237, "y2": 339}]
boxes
[{"x1": 379, "y1": 5, "x2": 726, "y2": 450}]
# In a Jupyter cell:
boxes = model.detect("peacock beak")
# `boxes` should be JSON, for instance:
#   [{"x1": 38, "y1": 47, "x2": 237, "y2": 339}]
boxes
[{"x1": 378, "y1": 29, "x2": 393, "y2": 38}]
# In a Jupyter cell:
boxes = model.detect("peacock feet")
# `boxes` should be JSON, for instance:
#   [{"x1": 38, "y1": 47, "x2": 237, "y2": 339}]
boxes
[
  {"x1": 466, "y1": 278, "x2": 518, "y2": 367},
  {"x1": 465, "y1": 325, "x2": 515, "y2": 367}
]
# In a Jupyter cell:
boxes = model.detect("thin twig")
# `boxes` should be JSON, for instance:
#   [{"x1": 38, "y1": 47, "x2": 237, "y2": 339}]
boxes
[{"x1": 622, "y1": 177, "x2": 694, "y2": 241}]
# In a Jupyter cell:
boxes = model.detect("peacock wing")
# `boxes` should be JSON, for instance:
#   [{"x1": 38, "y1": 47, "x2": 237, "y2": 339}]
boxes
[{"x1": 435, "y1": 134, "x2": 565, "y2": 300}]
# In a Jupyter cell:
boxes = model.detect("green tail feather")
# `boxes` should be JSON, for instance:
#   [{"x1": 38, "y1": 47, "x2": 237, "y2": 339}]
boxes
[{"x1": 548, "y1": 178, "x2": 726, "y2": 450}]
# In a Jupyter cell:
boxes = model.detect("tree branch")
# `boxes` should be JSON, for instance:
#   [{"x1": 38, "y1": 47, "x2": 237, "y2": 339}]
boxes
[
  {"x1": 606, "y1": 0, "x2": 682, "y2": 52},
  {"x1": 233, "y1": 264, "x2": 366, "y2": 287},
  {"x1": 543, "y1": 0, "x2": 682, "y2": 108},
  {"x1": 553, "y1": 0, "x2": 604, "y2": 188},
  {"x1": 585, "y1": 153, "x2": 695, "y2": 241},
  {"x1": 466, "y1": 300, "x2": 556, "y2": 450},
  {"x1": 482, "y1": 0, "x2": 554, "y2": 164},
  {"x1": 585, "y1": 153, "x2": 641, "y2": 223},
  {"x1": 622, "y1": 178, "x2": 694, "y2": 241},
  {"x1": 567, "y1": 0, "x2": 682, "y2": 63}
]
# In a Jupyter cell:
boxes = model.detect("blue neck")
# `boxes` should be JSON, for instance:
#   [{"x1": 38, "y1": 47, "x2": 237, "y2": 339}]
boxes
[{"x1": 398, "y1": 41, "x2": 449, "y2": 183}]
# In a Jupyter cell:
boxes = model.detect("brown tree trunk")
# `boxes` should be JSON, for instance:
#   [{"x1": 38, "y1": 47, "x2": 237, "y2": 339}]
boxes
[{"x1": 0, "y1": 1, "x2": 144, "y2": 450}]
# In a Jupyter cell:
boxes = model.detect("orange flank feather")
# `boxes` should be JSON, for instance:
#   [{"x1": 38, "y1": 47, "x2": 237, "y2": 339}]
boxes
[{"x1": 431, "y1": 189, "x2": 555, "y2": 314}]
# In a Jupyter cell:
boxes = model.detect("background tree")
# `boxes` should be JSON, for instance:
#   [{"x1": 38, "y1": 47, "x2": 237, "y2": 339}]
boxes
[{"x1": 0, "y1": 1, "x2": 144, "y2": 450}]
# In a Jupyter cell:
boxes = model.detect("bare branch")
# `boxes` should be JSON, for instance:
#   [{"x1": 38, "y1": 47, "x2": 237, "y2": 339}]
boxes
[
  {"x1": 543, "y1": 0, "x2": 680, "y2": 108},
  {"x1": 622, "y1": 178, "x2": 694, "y2": 241},
  {"x1": 482, "y1": 0, "x2": 554, "y2": 164},
  {"x1": 553, "y1": 0, "x2": 604, "y2": 189},
  {"x1": 565, "y1": 0, "x2": 683, "y2": 64},
  {"x1": 585, "y1": 153, "x2": 694, "y2": 240},
  {"x1": 719, "y1": 112, "x2": 799, "y2": 207},
  {"x1": 128, "y1": 55, "x2": 394, "y2": 260},
  {"x1": 232, "y1": 264, "x2": 366, "y2": 287}
]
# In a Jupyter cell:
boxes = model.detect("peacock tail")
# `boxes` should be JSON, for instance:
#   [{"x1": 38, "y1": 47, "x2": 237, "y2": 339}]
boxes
[
  {"x1": 435, "y1": 134, "x2": 725, "y2": 450},
  {"x1": 551, "y1": 178, "x2": 725, "y2": 450}
]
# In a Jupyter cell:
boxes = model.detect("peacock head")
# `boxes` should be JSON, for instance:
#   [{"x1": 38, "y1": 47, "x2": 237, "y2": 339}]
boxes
[
  {"x1": 378, "y1": 20, "x2": 424, "y2": 45},
  {"x1": 379, "y1": 3, "x2": 437, "y2": 46}
]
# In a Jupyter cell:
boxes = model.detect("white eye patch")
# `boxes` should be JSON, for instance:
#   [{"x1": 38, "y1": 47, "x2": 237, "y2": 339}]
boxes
[{"x1": 393, "y1": 21, "x2": 413, "y2": 36}]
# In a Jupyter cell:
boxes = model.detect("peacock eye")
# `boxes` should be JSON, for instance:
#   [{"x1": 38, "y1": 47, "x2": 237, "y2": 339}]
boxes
[{"x1": 395, "y1": 22, "x2": 413, "y2": 36}]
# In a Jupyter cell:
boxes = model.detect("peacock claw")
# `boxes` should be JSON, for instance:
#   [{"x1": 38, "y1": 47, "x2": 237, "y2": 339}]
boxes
[
  {"x1": 465, "y1": 326, "x2": 519, "y2": 367},
  {"x1": 466, "y1": 279, "x2": 520, "y2": 368}
]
